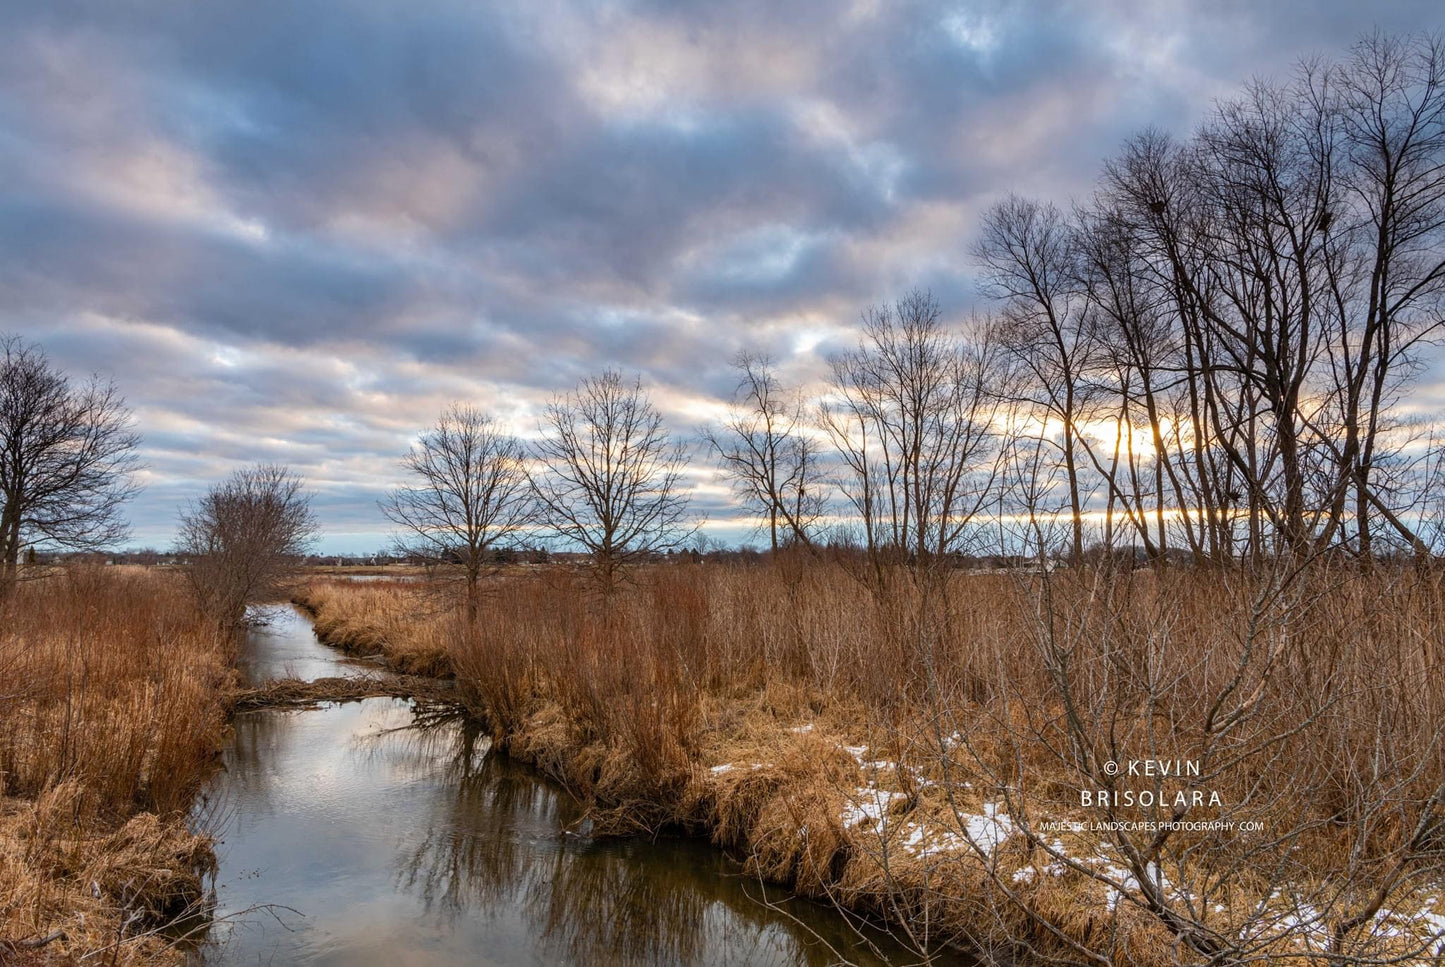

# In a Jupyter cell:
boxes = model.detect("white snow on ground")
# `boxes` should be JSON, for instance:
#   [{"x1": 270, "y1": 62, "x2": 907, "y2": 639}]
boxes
[
  {"x1": 1363, "y1": 901, "x2": 1445, "y2": 958},
  {"x1": 709, "y1": 762, "x2": 767, "y2": 774},
  {"x1": 841, "y1": 787, "x2": 907, "y2": 828},
  {"x1": 1273, "y1": 899, "x2": 1326, "y2": 943},
  {"x1": 1096, "y1": 861, "x2": 1170, "y2": 913},
  {"x1": 963, "y1": 801, "x2": 1015, "y2": 851},
  {"x1": 890, "y1": 805, "x2": 1014, "y2": 859},
  {"x1": 899, "y1": 822, "x2": 966, "y2": 857},
  {"x1": 1415, "y1": 897, "x2": 1445, "y2": 955},
  {"x1": 721, "y1": 731, "x2": 1445, "y2": 960},
  {"x1": 1370, "y1": 908, "x2": 1407, "y2": 939}
]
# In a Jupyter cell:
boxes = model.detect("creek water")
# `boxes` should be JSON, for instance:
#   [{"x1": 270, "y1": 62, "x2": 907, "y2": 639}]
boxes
[{"x1": 192, "y1": 606, "x2": 942, "y2": 966}]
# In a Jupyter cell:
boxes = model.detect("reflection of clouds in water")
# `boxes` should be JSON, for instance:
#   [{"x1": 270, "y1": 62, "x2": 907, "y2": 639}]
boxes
[
  {"x1": 386, "y1": 710, "x2": 916, "y2": 966},
  {"x1": 211, "y1": 699, "x2": 934, "y2": 964},
  {"x1": 236, "y1": 605, "x2": 348, "y2": 685},
  {"x1": 202, "y1": 603, "x2": 931, "y2": 963}
]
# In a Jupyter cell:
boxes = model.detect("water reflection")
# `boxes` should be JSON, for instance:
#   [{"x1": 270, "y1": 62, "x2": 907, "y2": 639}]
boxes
[
  {"x1": 200, "y1": 699, "x2": 932, "y2": 965},
  {"x1": 326, "y1": 573, "x2": 423, "y2": 583},
  {"x1": 198, "y1": 608, "x2": 953, "y2": 965},
  {"x1": 238, "y1": 605, "x2": 392, "y2": 687},
  {"x1": 237, "y1": 606, "x2": 347, "y2": 686},
  {"x1": 396, "y1": 712, "x2": 906, "y2": 965}
]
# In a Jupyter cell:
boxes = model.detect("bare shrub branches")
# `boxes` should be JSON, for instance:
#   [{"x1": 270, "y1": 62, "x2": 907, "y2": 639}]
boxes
[{"x1": 176, "y1": 464, "x2": 318, "y2": 627}]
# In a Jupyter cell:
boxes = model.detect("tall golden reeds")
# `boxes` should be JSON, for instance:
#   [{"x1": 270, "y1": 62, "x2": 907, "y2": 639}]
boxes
[
  {"x1": 0, "y1": 565, "x2": 231, "y2": 965},
  {"x1": 303, "y1": 559, "x2": 1445, "y2": 964}
]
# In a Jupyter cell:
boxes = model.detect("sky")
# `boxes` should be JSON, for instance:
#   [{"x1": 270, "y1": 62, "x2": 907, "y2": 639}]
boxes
[{"x1": 2, "y1": 0, "x2": 1442, "y2": 553}]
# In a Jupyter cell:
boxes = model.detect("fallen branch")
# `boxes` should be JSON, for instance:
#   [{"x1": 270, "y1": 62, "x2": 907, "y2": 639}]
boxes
[
  {"x1": 230, "y1": 675, "x2": 459, "y2": 712},
  {"x1": 0, "y1": 929, "x2": 66, "y2": 953}
]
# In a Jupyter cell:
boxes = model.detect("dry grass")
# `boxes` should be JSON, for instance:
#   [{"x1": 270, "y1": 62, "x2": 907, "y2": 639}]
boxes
[
  {"x1": 301, "y1": 558, "x2": 1445, "y2": 964},
  {"x1": 0, "y1": 566, "x2": 232, "y2": 965},
  {"x1": 299, "y1": 564, "x2": 429, "y2": 577},
  {"x1": 294, "y1": 578, "x2": 455, "y2": 677}
]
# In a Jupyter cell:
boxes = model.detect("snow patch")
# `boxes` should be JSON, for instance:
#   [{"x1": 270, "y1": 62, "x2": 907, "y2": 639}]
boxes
[
  {"x1": 962, "y1": 802, "x2": 1014, "y2": 851},
  {"x1": 841, "y1": 787, "x2": 906, "y2": 828}
]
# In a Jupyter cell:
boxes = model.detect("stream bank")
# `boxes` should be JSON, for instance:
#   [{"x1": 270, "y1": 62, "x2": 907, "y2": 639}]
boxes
[{"x1": 193, "y1": 604, "x2": 931, "y2": 965}]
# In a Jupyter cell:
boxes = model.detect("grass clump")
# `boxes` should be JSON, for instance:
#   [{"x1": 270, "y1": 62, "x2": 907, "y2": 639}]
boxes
[{"x1": 294, "y1": 578, "x2": 454, "y2": 677}]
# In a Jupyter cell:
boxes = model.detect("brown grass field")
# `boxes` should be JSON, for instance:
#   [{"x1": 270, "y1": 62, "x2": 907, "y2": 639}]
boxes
[
  {"x1": 0, "y1": 567, "x2": 233, "y2": 965},
  {"x1": 296, "y1": 560, "x2": 1445, "y2": 964},
  {"x1": 2, "y1": 560, "x2": 1442, "y2": 964}
]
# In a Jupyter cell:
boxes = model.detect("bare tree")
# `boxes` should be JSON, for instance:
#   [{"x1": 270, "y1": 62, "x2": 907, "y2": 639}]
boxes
[
  {"x1": 531, "y1": 371, "x2": 695, "y2": 593},
  {"x1": 1084, "y1": 36, "x2": 1445, "y2": 561},
  {"x1": 0, "y1": 335, "x2": 140, "y2": 592},
  {"x1": 975, "y1": 197, "x2": 1098, "y2": 562},
  {"x1": 381, "y1": 404, "x2": 531, "y2": 618},
  {"x1": 1072, "y1": 203, "x2": 1195, "y2": 561},
  {"x1": 703, "y1": 352, "x2": 823, "y2": 552},
  {"x1": 821, "y1": 290, "x2": 1002, "y2": 577},
  {"x1": 176, "y1": 464, "x2": 318, "y2": 627},
  {"x1": 1318, "y1": 32, "x2": 1445, "y2": 556}
]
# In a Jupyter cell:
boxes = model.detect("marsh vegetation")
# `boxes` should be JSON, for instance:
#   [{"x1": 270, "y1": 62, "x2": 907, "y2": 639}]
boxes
[{"x1": 294, "y1": 559, "x2": 1445, "y2": 965}]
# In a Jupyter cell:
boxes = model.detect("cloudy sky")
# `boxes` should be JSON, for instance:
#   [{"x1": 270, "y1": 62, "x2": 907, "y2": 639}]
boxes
[{"x1": 2, "y1": 1, "x2": 1441, "y2": 552}]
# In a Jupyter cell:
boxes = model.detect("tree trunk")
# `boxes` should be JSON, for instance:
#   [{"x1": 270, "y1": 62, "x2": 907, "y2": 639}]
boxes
[
  {"x1": 465, "y1": 571, "x2": 480, "y2": 624},
  {"x1": 1355, "y1": 476, "x2": 1372, "y2": 559},
  {"x1": 0, "y1": 505, "x2": 19, "y2": 595},
  {"x1": 1063, "y1": 422, "x2": 1085, "y2": 562},
  {"x1": 1277, "y1": 416, "x2": 1308, "y2": 552}
]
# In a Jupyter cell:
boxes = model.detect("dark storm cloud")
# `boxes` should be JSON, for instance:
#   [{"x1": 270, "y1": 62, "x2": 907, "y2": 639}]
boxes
[{"x1": 0, "y1": 0, "x2": 1440, "y2": 550}]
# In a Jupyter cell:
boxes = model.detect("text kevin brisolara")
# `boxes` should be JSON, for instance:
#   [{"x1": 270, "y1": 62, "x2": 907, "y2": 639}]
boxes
[{"x1": 1038, "y1": 819, "x2": 1262, "y2": 833}]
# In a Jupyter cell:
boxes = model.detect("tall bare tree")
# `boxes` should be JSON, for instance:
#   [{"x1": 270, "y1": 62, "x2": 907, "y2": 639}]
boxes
[
  {"x1": 703, "y1": 352, "x2": 823, "y2": 552},
  {"x1": 531, "y1": 371, "x2": 695, "y2": 593},
  {"x1": 822, "y1": 290, "x2": 1001, "y2": 575},
  {"x1": 0, "y1": 335, "x2": 140, "y2": 591},
  {"x1": 1083, "y1": 34, "x2": 1445, "y2": 560},
  {"x1": 1073, "y1": 204, "x2": 1192, "y2": 561},
  {"x1": 177, "y1": 464, "x2": 318, "y2": 627},
  {"x1": 1319, "y1": 32, "x2": 1445, "y2": 556},
  {"x1": 381, "y1": 404, "x2": 531, "y2": 618},
  {"x1": 975, "y1": 195, "x2": 1097, "y2": 562}
]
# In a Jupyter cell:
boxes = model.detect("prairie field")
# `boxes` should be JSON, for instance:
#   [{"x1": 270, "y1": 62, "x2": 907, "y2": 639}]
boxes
[
  {"x1": 2, "y1": 559, "x2": 1443, "y2": 964},
  {"x1": 297, "y1": 559, "x2": 1445, "y2": 964},
  {"x1": 7, "y1": 10, "x2": 1445, "y2": 965},
  {"x1": 0, "y1": 567, "x2": 233, "y2": 965}
]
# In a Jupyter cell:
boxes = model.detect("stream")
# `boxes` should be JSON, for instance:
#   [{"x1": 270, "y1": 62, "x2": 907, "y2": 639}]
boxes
[{"x1": 192, "y1": 605, "x2": 938, "y2": 965}]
